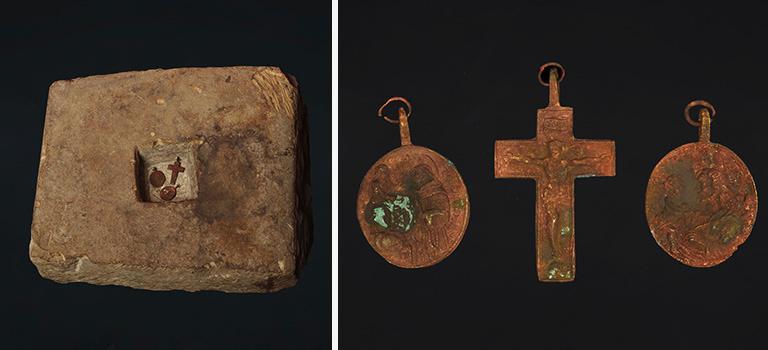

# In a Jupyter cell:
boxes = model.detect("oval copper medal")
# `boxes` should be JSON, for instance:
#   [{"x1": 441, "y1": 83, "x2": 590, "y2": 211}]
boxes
[
  {"x1": 357, "y1": 145, "x2": 469, "y2": 268},
  {"x1": 357, "y1": 97, "x2": 470, "y2": 268},
  {"x1": 645, "y1": 101, "x2": 757, "y2": 267}
]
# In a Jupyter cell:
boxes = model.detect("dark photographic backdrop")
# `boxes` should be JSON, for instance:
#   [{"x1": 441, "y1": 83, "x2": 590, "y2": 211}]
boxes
[
  {"x1": 1, "y1": 1, "x2": 330, "y2": 348},
  {"x1": 341, "y1": 1, "x2": 766, "y2": 348}
]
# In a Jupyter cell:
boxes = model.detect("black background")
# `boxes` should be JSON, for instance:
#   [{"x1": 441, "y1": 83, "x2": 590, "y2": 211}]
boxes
[
  {"x1": 342, "y1": 1, "x2": 767, "y2": 349},
  {"x1": 1, "y1": 1, "x2": 329, "y2": 348}
]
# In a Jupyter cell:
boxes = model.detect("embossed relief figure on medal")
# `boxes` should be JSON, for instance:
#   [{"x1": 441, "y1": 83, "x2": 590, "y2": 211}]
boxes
[
  {"x1": 494, "y1": 62, "x2": 616, "y2": 282},
  {"x1": 356, "y1": 97, "x2": 470, "y2": 268},
  {"x1": 645, "y1": 100, "x2": 758, "y2": 267}
]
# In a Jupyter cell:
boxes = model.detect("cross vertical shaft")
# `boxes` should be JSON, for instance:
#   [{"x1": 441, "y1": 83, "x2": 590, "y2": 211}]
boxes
[
  {"x1": 167, "y1": 157, "x2": 186, "y2": 185},
  {"x1": 494, "y1": 64, "x2": 615, "y2": 282}
]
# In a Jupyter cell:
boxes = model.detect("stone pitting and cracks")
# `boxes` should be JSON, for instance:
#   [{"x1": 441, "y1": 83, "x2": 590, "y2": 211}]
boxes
[{"x1": 30, "y1": 67, "x2": 312, "y2": 293}]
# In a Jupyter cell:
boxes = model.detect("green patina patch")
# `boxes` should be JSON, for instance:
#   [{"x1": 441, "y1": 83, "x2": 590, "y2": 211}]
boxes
[
  {"x1": 372, "y1": 207, "x2": 388, "y2": 228},
  {"x1": 546, "y1": 264, "x2": 573, "y2": 280},
  {"x1": 452, "y1": 198, "x2": 466, "y2": 209},
  {"x1": 369, "y1": 194, "x2": 416, "y2": 232},
  {"x1": 709, "y1": 214, "x2": 743, "y2": 244},
  {"x1": 557, "y1": 208, "x2": 572, "y2": 236}
]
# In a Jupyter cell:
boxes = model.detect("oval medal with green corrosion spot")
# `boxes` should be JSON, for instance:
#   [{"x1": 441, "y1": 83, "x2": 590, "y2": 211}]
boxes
[
  {"x1": 645, "y1": 142, "x2": 757, "y2": 267},
  {"x1": 357, "y1": 145, "x2": 470, "y2": 268}
]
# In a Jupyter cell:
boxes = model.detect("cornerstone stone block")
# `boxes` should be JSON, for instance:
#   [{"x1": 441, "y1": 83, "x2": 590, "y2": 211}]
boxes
[{"x1": 30, "y1": 67, "x2": 312, "y2": 293}]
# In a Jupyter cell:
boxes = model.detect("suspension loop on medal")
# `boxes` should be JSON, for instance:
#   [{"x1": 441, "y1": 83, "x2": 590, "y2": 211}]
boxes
[
  {"x1": 685, "y1": 100, "x2": 715, "y2": 143},
  {"x1": 378, "y1": 97, "x2": 412, "y2": 123},
  {"x1": 378, "y1": 96, "x2": 413, "y2": 146},
  {"x1": 684, "y1": 100, "x2": 716, "y2": 126}
]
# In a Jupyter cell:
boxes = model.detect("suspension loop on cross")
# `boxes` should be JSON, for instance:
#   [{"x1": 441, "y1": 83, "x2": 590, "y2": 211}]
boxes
[
  {"x1": 684, "y1": 100, "x2": 716, "y2": 142},
  {"x1": 538, "y1": 62, "x2": 565, "y2": 107},
  {"x1": 378, "y1": 96, "x2": 413, "y2": 146},
  {"x1": 538, "y1": 62, "x2": 565, "y2": 86}
]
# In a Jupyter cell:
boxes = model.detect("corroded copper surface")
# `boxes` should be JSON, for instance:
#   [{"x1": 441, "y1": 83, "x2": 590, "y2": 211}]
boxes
[
  {"x1": 159, "y1": 186, "x2": 177, "y2": 201},
  {"x1": 646, "y1": 101, "x2": 757, "y2": 267},
  {"x1": 494, "y1": 63, "x2": 615, "y2": 282},
  {"x1": 149, "y1": 168, "x2": 166, "y2": 187},
  {"x1": 357, "y1": 97, "x2": 470, "y2": 268},
  {"x1": 357, "y1": 145, "x2": 469, "y2": 268}
]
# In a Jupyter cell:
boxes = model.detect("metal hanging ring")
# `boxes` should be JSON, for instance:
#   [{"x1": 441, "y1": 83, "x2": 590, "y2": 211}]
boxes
[
  {"x1": 378, "y1": 97, "x2": 412, "y2": 124},
  {"x1": 684, "y1": 100, "x2": 716, "y2": 126},
  {"x1": 538, "y1": 62, "x2": 565, "y2": 86}
]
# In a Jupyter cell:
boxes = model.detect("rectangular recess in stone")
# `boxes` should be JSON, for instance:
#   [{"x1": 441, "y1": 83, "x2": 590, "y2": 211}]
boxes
[
  {"x1": 30, "y1": 67, "x2": 312, "y2": 293},
  {"x1": 135, "y1": 141, "x2": 200, "y2": 203}
]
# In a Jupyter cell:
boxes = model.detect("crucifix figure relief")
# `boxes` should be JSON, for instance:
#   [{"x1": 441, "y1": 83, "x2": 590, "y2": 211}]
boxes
[{"x1": 494, "y1": 63, "x2": 615, "y2": 282}]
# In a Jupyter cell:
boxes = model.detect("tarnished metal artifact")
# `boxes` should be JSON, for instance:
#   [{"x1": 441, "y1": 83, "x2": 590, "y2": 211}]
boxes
[
  {"x1": 494, "y1": 63, "x2": 616, "y2": 282},
  {"x1": 357, "y1": 97, "x2": 469, "y2": 268},
  {"x1": 30, "y1": 67, "x2": 312, "y2": 293},
  {"x1": 645, "y1": 100, "x2": 757, "y2": 267}
]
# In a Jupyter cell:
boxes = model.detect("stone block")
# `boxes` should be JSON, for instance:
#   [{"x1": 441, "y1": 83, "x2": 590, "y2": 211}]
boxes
[{"x1": 30, "y1": 67, "x2": 312, "y2": 293}]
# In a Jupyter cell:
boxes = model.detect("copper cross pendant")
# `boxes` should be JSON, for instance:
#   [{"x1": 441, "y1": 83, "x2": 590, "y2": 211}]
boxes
[{"x1": 494, "y1": 63, "x2": 615, "y2": 282}]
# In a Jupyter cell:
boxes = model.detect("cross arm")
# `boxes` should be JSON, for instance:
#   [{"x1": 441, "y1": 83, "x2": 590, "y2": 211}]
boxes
[
  {"x1": 568, "y1": 139, "x2": 615, "y2": 178},
  {"x1": 494, "y1": 140, "x2": 546, "y2": 179}
]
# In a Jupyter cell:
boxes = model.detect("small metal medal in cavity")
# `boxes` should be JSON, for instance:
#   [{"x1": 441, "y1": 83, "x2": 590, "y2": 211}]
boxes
[
  {"x1": 494, "y1": 63, "x2": 616, "y2": 282},
  {"x1": 646, "y1": 100, "x2": 757, "y2": 267},
  {"x1": 149, "y1": 167, "x2": 166, "y2": 188},
  {"x1": 356, "y1": 97, "x2": 470, "y2": 268}
]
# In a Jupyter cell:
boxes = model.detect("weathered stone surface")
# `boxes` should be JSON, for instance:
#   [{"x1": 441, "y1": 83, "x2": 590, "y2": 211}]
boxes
[{"x1": 30, "y1": 67, "x2": 312, "y2": 293}]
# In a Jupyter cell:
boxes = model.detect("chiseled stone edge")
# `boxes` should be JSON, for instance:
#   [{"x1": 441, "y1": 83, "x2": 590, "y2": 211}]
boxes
[
  {"x1": 289, "y1": 74, "x2": 313, "y2": 279},
  {"x1": 29, "y1": 239, "x2": 297, "y2": 293}
]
